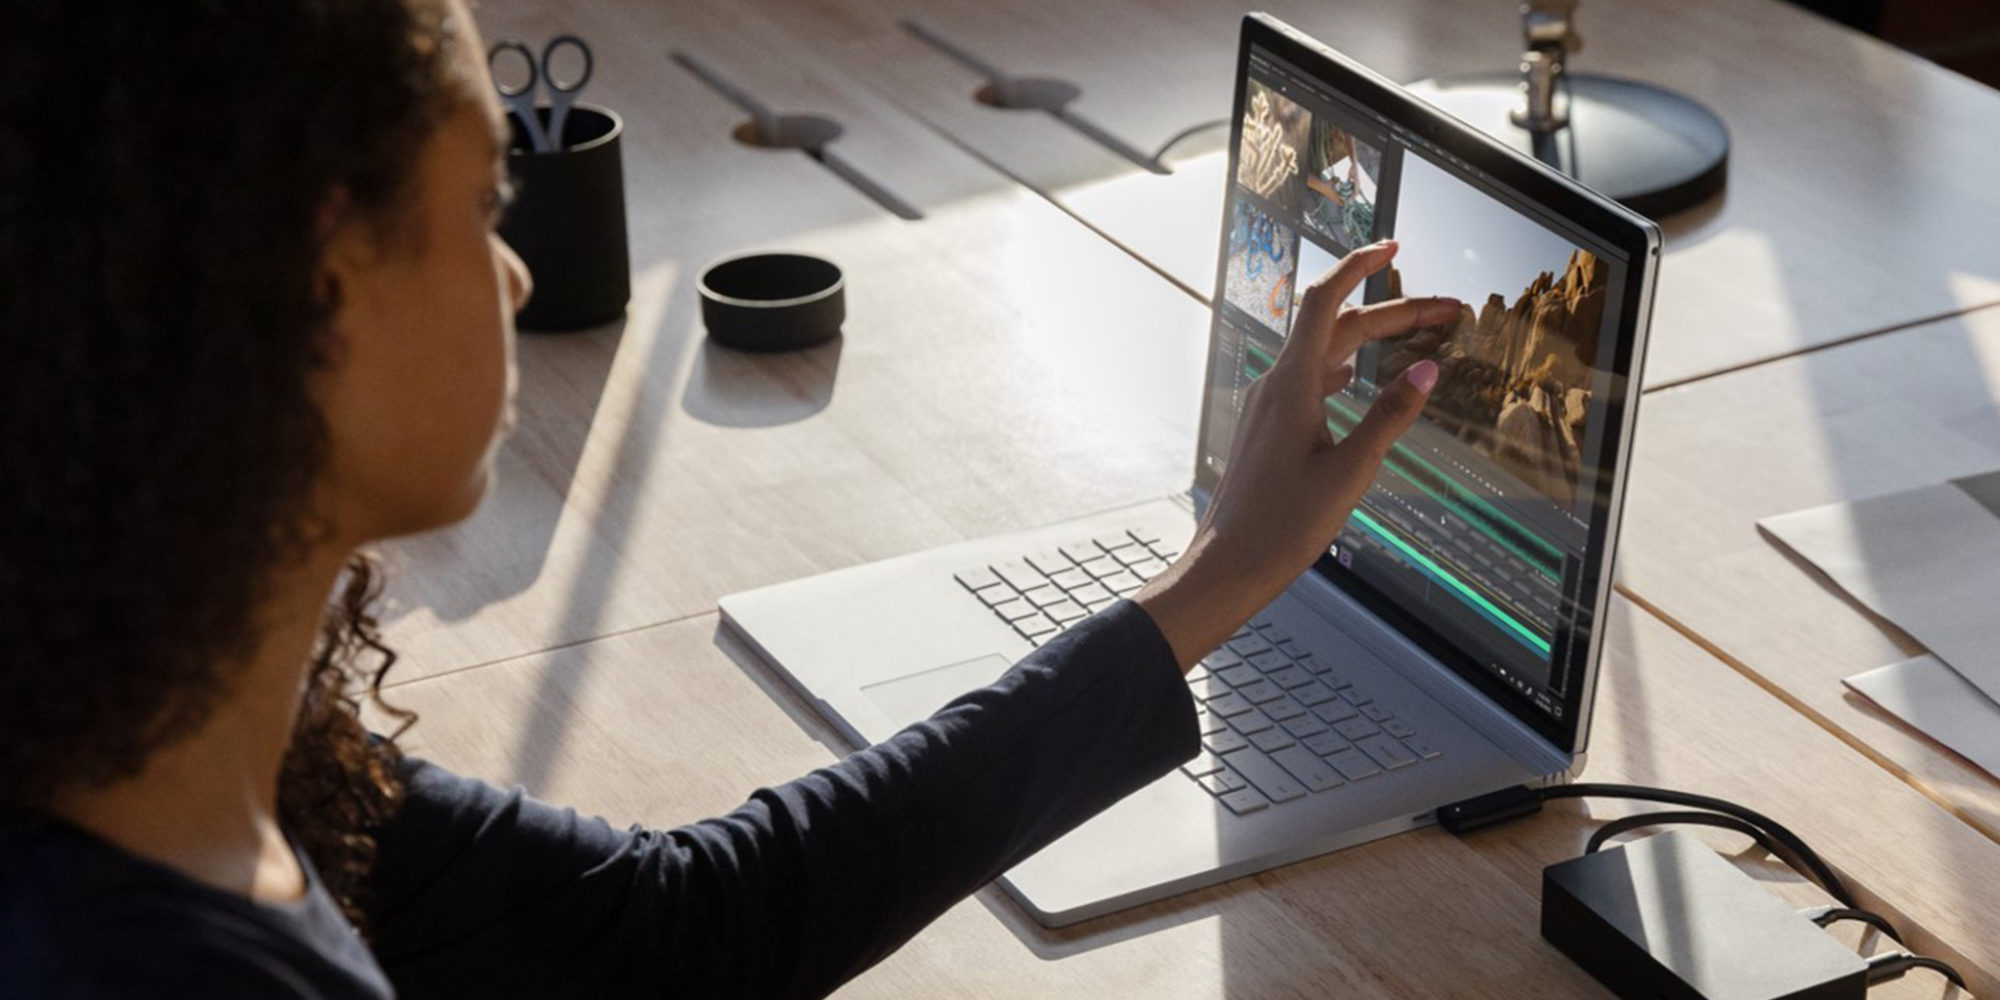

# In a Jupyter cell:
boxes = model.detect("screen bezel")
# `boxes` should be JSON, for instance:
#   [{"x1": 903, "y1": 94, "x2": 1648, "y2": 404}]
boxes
[{"x1": 1193, "y1": 13, "x2": 1661, "y2": 754}]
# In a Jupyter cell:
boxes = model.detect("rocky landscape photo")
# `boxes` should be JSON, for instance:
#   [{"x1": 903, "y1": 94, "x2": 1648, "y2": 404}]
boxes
[{"x1": 1376, "y1": 248, "x2": 1606, "y2": 506}]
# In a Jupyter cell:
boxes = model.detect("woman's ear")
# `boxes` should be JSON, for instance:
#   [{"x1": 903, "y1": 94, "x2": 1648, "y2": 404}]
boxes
[{"x1": 313, "y1": 189, "x2": 367, "y2": 366}]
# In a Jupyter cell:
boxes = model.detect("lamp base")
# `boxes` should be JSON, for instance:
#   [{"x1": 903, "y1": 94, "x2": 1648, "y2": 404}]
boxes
[{"x1": 1405, "y1": 72, "x2": 1728, "y2": 218}]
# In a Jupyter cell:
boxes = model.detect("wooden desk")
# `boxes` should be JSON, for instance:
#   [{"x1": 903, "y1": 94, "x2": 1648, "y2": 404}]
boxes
[
  {"x1": 1618, "y1": 302, "x2": 2000, "y2": 847},
  {"x1": 717, "y1": 0, "x2": 2000, "y2": 388},
  {"x1": 372, "y1": 593, "x2": 1997, "y2": 997},
  {"x1": 378, "y1": 2, "x2": 1211, "y2": 680}
]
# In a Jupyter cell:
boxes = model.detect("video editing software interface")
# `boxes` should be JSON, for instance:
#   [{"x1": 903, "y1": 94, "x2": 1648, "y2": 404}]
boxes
[{"x1": 1200, "y1": 45, "x2": 1630, "y2": 724}]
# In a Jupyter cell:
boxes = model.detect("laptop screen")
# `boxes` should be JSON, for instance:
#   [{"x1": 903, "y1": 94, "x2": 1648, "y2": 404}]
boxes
[{"x1": 1195, "y1": 21, "x2": 1653, "y2": 749}]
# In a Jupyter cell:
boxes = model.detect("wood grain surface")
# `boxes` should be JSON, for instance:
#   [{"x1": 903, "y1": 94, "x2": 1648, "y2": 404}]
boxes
[
  {"x1": 374, "y1": 2, "x2": 1212, "y2": 680},
  {"x1": 1619, "y1": 302, "x2": 2000, "y2": 851},
  {"x1": 710, "y1": 0, "x2": 2000, "y2": 387},
  {"x1": 370, "y1": 596, "x2": 1992, "y2": 997}
]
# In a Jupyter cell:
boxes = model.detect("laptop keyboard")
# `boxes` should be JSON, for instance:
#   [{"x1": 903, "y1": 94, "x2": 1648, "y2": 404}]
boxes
[
  {"x1": 953, "y1": 528, "x2": 1176, "y2": 646},
  {"x1": 953, "y1": 528, "x2": 1442, "y2": 817}
]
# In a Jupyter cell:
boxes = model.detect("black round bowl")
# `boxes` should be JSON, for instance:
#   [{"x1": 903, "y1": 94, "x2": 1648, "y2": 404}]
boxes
[{"x1": 697, "y1": 252, "x2": 845, "y2": 352}]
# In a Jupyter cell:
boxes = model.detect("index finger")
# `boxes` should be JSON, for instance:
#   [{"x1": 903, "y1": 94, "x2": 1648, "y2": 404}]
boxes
[
  {"x1": 1328, "y1": 295, "x2": 1463, "y2": 364},
  {"x1": 1281, "y1": 239, "x2": 1397, "y2": 363}
]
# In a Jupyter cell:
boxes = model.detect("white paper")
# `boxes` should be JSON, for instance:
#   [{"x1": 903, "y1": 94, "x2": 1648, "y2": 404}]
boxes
[
  {"x1": 1761, "y1": 478, "x2": 2000, "y2": 705},
  {"x1": 1845, "y1": 657, "x2": 2000, "y2": 781}
]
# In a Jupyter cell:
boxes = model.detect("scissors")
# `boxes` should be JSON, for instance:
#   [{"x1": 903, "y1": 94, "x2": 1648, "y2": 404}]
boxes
[{"x1": 487, "y1": 35, "x2": 593, "y2": 153}]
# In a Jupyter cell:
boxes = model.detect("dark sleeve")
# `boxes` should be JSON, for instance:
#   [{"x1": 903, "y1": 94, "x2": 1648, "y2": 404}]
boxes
[{"x1": 367, "y1": 600, "x2": 1198, "y2": 1000}]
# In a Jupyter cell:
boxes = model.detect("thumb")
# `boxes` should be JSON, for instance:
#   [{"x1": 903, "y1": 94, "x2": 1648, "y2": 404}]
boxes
[{"x1": 1332, "y1": 359, "x2": 1437, "y2": 466}]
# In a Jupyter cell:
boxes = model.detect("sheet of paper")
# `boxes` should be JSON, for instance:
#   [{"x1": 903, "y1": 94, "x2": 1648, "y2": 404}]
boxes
[
  {"x1": 1760, "y1": 470, "x2": 2000, "y2": 704},
  {"x1": 1845, "y1": 656, "x2": 2000, "y2": 781}
]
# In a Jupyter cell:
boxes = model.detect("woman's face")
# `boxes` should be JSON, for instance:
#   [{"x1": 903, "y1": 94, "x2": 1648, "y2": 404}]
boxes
[{"x1": 314, "y1": 20, "x2": 532, "y2": 544}]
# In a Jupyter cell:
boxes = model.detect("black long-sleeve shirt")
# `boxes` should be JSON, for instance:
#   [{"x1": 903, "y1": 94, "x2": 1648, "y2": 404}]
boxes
[{"x1": 1, "y1": 601, "x2": 1197, "y2": 999}]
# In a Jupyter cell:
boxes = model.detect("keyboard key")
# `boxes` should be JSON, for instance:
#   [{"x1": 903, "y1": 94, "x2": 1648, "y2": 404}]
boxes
[
  {"x1": 1312, "y1": 699, "x2": 1361, "y2": 724},
  {"x1": 1080, "y1": 593, "x2": 1118, "y2": 611},
  {"x1": 1077, "y1": 557, "x2": 1120, "y2": 579},
  {"x1": 993, "y1": 560, "x2": 1046, "y2": 592},
  {"x1": 1356, "y1": 734, "x2": 1419, "y2": 769},
  {"x1": 977, "y1": 584, "x2": 1019, "y2": 608},
  {"x1": 1227, "y1": 634, "x2": 1273, "y2": 657},
  {"x1": 1362, "y1": 704, "x2": 1394, "y2": 722},
  {"x1": 990, "y1": 598, "x2": 1037, "y2": 622},
  {"x1": 1181, "y1": 751, "x2": 1228, "y2": 777},
  {"x1": 1342, "y1": 687, "x2": 1374, "y2": 706},
  {"x1": 955, "y1": 567, "x2": 1001, "y2": 591},
  {"x1": 1060, "y1": 542, "x2": 1104, "y2": 563},
  {"x1": 1402, "y1": 737, "x2": 1443, "y2": 760},
  {"x1": 1302, "y1": 731, "x2": 1350, "y2": 756},
  {"x1": 1113, "y1": 547, "x2": 1151, "y2": 567},
  {"x1": 1252, "y1": 619, "x2": 1283, "y2": 635},
  {"x1": 1187, "y1": 676, "x2": 1231, "y2": 701},
  {"x1": 1044, "y1": 600, "x2": 1087, "y2": 624},
  {"x1": 1217, "y1": 664, "x2": 1261, "y2": 687},
  {"x1": 1207, "y1": 693, "x2": 1254, "y2": 717},
  {"x1": 1093, "y1": 532, "x2": 1138, "y2": 551},
  {"x1": 1247, "y1": 649, "x2": 1291, "y2": 672},
  {"x1": 1204, "y1": 649, "x2": 1244, "y2": 670},
  {"x1": 1263, "y1": 698, "x2": 1307, "y2": 723},
  {"x1": 1334, "y1": 718, "x2": 1381, "y2": 741},
  {"x1": 1237, "y1": 679, "x2": 1287, "y2": 704},
  {"x1": 1227, "y1": 708, "x2": 1275, "y2": 735},
  {"x1": 1199, "y1": 770, "x2": 1247, "y2": 795},
  {"x1": 1271, "y1": 745, "x2": 1346, "y2": 792},
  {"x1": 1382, "y1": 720, "x2": 1417, "y2": 739},
  {"x1": 1014, "y1": 614, "x2": 1058, "y2": 639},
  {"x1": 1293, "y1": 682, "x2": 1339, "y2": 707},
  {"x1": 1027, "y1": 551, "x2": 1072, "y2": 576},
  {"x1": 1221, "y1": 749, "x2": 1307, "y2": 802},
  {"x1": 1249, "y1": 729, "x2": 1296, "y2": 753},
  {"x1": 1019, "y1": 586, "x2": 1062, "y2": 609},
  {"x1": 1130, "y1": 558, "x2": 1169, "y2": 580},
  {"x1": 1319, "y1": 671, "x2": 1355, "y2": 689},
  {"x1": 1102, "y1": 571, "x2": 1143, "y2": 594},
  {"x1": 1269, "y1": 665, "x2": 1315, "y2": 689},
  {"x1": 1068, "y1": 582, "x2": 1112, "y2": 605},
  {"x1": 1204, "y1": 729, "x2": 1250, "y2": 755},
  {"x1": 1129, "y1": 527, "x2": 1164, "y2": 545},
  {"x1": 1146, "y1": 546, "x2": 1180, "y2": 562},
  {"x1": 1325, "y1": 748, "x2": 1383, "y2": 780},
  {"x1": 1281, "y1": 715, "x2": 1328, "y2": 738},
  {"x1": 1277, "y1": 639, "x2": 1306, "y2": 658},
  {"x1": 1218, "y1": 788, "x2": 1269, "y2": 815},
  {"x1": 1048, "y1": 568, "x2": 1091, "y2": 591}
]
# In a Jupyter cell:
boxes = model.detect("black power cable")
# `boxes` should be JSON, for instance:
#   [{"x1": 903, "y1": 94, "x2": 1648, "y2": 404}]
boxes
[
  {"x1": 1866, "y1": 951, "x2": 1968, "y2": 991},
  {"x1": 1436, "y1": 782, "x2": 1855, "y2": 907}
]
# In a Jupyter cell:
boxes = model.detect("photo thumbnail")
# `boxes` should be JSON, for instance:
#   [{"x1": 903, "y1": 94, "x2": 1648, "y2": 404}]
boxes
[
  {"x1": 1301, "y1": 119, "x2": 1382, "y2": 254},
  {"x1": 1235, "y1": 79, "x2": 1310, "y2": 212},
  {"x1": 1223, "y1": 194, "x2": 1298, "y2": 334},
  {"x1": 1374, "y1": 155, "x2": 1608, "y2": 507},
  {"x1": 1288, "y1": 237, "x2": 1352, "y2": 336}
]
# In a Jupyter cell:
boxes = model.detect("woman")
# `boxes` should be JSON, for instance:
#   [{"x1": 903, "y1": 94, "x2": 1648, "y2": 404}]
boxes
[{"x1": 0, "y1": 1, "x2": 1450, "y2": 997}]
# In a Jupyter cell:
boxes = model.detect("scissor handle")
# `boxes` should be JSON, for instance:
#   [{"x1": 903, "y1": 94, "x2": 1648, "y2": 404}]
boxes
[
  {"x1": 538, "y1": 35, "x2": 593, "y2": 95},
  {"x1": 487, "y1": 39, "x2": 539, "y2": 99}
]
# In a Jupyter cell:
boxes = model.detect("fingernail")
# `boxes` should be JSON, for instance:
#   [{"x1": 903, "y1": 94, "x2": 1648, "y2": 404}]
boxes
[{"x1": 1406, "y1": 359, "x2": 1439, "y2": 393}]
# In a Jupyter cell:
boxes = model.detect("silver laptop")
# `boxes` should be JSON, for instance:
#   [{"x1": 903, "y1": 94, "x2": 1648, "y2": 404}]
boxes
[{"x1": 721, "y1": 13, "x2": 1660, "y2": 927}]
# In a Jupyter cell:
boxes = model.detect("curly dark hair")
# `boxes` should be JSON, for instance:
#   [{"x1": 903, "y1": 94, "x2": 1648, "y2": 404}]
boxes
[{"x1": 0, "y1": 0, "x2": 460, "y2": 926}]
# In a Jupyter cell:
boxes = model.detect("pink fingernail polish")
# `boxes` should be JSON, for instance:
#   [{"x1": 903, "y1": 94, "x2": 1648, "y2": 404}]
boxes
[{"x1": 1407, "y1": 359, "x2": 1439, "y2": 393}]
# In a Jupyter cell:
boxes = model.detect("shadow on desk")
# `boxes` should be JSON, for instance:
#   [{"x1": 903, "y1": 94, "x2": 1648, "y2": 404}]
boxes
[{"x1": 682, "y1": 335, "x2": 843, "y2": 428}]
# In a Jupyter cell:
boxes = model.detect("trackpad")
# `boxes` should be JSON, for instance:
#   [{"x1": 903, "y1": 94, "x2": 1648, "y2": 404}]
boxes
[{"x1": 862, "y1": 654, "x2": 1013, "y2": 726}]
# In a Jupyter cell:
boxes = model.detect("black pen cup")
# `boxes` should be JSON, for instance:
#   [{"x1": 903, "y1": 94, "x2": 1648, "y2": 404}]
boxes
[{"x1": 498, "y1": 104, "x2": 630, "y2": 332}]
